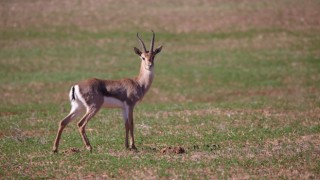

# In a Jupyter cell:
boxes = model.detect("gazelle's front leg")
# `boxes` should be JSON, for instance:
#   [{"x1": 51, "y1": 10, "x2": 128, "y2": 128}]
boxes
[
  {"x1": 128, "y1": 106, "x2": 136, "y2": 150},
  {"x1": 122, "y1": 104, "x2": 130, "y2": 149},
  {"x1": 124, "y1": 121, "x2": 130, "y2": 149},
  {"x1": 123, "y1": 103, "x2": 136, "y2": 150}
]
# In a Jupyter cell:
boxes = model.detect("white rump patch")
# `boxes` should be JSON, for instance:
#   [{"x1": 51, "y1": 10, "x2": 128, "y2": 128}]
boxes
[
  {"x1": 68, "y1": 86, "x2": 74, "y2": 101},
  {"x1": 74, "y1": 85, "x2": 89, "y2": 109},
  {"x1": 68, "y1": 85, "x2": 86, "y2": 115},
  {"x1": 103, "y1": 97, "x2": 124, "y2": 108},
  {"x1": 70, "y1": 100, "x2": 84, "y2": 117}
]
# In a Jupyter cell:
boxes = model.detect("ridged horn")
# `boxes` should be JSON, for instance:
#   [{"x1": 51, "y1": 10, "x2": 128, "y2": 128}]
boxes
[
  {"x1": 150, "y1": 30, "x2": 155, "y2": 52},
  {"x1": 137, "y1": 33, "x2": 147, "y2": 52}
]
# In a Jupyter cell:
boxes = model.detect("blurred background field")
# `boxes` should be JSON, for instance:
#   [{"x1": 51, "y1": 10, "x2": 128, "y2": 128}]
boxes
[{"x1": 0, "y1": 0, "x2": 319, "y2": 179}]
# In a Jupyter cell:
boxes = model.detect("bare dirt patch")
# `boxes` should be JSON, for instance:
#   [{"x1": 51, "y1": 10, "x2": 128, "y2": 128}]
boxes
[
  {"x1": 160, "y1": 146, "x2": 186, "y2": 154},
  {"x1": 0, "y1": 111, "x2": 18, "y2": 117}
]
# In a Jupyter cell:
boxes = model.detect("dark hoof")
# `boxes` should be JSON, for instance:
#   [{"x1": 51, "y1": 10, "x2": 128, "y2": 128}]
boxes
[{"x1": 130, "y1": 146, "x2": 138, "y2": 152}]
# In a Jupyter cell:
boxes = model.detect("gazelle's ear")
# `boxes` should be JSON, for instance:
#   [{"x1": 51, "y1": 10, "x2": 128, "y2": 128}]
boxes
[
  {"x1": 134, "y1": 47, "x2": 142, "y2": 56},
  {"x1": 154, "y1": 45, "x2": 163, "y2": 55}
]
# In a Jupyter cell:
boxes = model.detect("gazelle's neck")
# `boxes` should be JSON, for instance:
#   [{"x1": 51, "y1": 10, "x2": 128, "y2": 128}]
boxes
[{"x1": 136, "y1": 61, "x2": 154, "y2": 92}]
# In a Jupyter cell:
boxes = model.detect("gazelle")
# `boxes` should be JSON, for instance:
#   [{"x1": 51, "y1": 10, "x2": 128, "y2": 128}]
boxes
[{"x1": 53, "y1": 31, "x2": 162, "y2": 153}]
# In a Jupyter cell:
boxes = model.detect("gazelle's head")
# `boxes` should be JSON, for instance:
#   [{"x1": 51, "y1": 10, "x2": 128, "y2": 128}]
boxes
[{"x1": 134, "y1": 31, "x2": 163, "y2": 71}]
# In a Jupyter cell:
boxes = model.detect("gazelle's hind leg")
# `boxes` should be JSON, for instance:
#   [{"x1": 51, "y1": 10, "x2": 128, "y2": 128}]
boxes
[
  {"x1": 52, "y1": 101, "x2": 84, "y2": 153},
  {"x1": 77, "y1": 107, "x2": 100, "y2": 152}
]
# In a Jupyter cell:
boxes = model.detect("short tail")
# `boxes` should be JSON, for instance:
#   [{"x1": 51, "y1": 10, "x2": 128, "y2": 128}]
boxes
[
  {"x1": 69, "y1": 86, "x2": 76, "y2": 101},
  {"x1": 71, "y1": 86, "x2": 76, "y2": 101}
]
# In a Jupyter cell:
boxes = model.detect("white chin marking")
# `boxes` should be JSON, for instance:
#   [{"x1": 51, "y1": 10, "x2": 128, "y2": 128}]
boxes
[{"x1": 103, "y1": 97, "x2": 124, "y2": 108}]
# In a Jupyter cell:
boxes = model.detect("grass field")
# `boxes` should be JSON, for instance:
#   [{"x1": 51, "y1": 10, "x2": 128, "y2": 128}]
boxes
[{"x1": 1, "y1": 0, "x2": 320, "y2": 179}]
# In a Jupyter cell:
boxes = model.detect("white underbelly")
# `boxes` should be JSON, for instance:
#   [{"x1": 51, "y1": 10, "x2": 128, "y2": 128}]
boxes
[{"x1": 103, "y1": 97, "x2": 124, "y2": 108}]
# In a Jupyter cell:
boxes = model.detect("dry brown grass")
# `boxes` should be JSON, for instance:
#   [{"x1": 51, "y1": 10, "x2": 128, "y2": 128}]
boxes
[{"x1": 1, "y1": 0, "x2": 320, "y2": 32}]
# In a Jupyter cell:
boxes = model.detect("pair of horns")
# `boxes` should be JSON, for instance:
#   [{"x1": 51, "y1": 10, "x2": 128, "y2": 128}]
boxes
[{"x1": 137, "y1": 30, "x2": 155, "y2": 53}]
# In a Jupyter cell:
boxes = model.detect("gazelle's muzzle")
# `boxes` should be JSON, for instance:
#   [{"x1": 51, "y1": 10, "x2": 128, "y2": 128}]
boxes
[{"x1": 145, "y1": 62, "x2": 152, "y2": 70}]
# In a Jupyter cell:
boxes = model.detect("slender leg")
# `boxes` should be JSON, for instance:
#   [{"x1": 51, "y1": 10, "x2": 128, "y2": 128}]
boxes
[
  {"x1": 128, "y1": 106, "x2": 136, "y2": 150},
  {"x1": 125, "y1": 121, "x2": 130, "y2": 149},
  {"x1": 53, "y1": 106, "x2": 81, "y2": 153},
  {"x1": 122, "y1": 106, "x2": 130, "y2": 149},
  {"x1": 77, "y1": 108, "x2": 99, "y2": 151}
]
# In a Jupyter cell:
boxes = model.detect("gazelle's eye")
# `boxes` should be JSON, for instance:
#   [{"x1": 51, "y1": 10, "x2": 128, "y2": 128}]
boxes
[{"x1": 142, "y1": 57, "x2": 145, "y2": 60}]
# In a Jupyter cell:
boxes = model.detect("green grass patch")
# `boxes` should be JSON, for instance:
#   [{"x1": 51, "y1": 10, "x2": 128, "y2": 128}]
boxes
[{"x1": 1, "y1": 0, "x2": 320, "y2": 178}]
